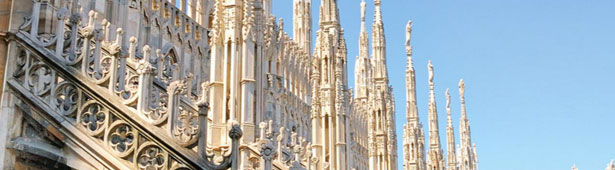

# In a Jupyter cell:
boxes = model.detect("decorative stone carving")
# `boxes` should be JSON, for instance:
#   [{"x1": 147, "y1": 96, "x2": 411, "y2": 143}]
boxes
[
  {"x1": 105, "y1": 121, "x2": 137, "y2": 158},
  {"x1": 27, "y1": 63, "x2": 53, "y2": 96},
  {"x1": 78, "y1": 101, "x2": 108, "y2": 137},
  {"x1": 2, "y1": 2, "x2": 245, "y2": 169},
  {"x1": 173, "y1": 106, "x2": 199, "y2": 146},
  {"x1": 135, "y1": 143, "x2": 167, "y2": 170},
  {"x1": 52, "y1": 82, "x2": 78, "y2": 116}
]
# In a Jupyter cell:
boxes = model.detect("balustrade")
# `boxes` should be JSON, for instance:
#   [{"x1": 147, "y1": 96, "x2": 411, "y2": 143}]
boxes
[{"x1": 7, "y1": 0, "x2": 241, "y2": 169}]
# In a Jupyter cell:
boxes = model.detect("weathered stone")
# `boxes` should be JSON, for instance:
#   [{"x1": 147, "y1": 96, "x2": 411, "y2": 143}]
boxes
[{"x1": 0, "y1": 1, "x2": 509, "y2": 170}]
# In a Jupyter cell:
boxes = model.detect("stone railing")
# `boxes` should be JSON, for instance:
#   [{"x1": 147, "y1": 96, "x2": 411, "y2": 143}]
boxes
[{"x1": 6, "y1": 0, "x2": 240, "y2": 169}]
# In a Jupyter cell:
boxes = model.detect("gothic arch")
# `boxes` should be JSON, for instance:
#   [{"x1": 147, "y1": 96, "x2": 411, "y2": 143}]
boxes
[{"x1": 159, "y1": 44, "x2": 181, "y2": 84}]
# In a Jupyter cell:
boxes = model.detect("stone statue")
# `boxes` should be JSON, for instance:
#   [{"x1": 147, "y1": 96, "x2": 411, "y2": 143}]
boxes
[
  {"x1": 428, "y1": 61, "x2": 434, "y2": 87},
  {"x1": 406, "y1": 20, "x2": 413, "y2": 54},
  {"x1": 459, "y1": 79, "x2": 465, "y2": 99}
]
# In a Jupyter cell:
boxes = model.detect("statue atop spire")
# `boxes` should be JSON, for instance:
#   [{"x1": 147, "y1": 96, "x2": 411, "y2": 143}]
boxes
[
  {"x1": 400, "y1": 21, "x2": 478, "y2": 170},
  {"x1": 402, "y1": 18, "x2": 425, "y2": 170},
  {"x1": 459, "y1": 79, "x2": 470, "y2": 147},
  {"x1": 406, "y1": 21, "x2": 413, "y2": 55},
  {"x1": 426, "y1": 60, "x2": 444, "y2": 170},
  {"x1": 428, "y1": 61, "x2": 434, "y2": 89},
  {"x1": 404, "y1": 20, "x2": 418, "y2": 124},
  {"x1": 458, "y1": 79, "x2": 478, "y2": 170}
]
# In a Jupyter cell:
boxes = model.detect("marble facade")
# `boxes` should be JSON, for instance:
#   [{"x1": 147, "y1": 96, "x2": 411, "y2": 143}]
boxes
[
  {"x1": 0, "y1": 0, "x2": 495, "y2": 169},
  {"x1": 0, "y1": 0, "x2": 402, "y2": 169}
]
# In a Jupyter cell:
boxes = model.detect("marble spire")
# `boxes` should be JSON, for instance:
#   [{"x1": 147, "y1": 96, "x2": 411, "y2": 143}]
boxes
[
  {"x1": 427, "y1": 61, "x2": 441, "y2": 148},
  {"x1": 371, "y1": 0, "x2": 387, "y2": 82},
  {"x1": 458, "y1": 79, "x2": 478, "y2": 170},
  {"x1": 313, "y1": 0, "x2": 349, "y2": 169},
  {"x1": 426, "y1": 60, "x2": 445, "y2": 170},
  {"x1": 446, "y1": 89, "x2": 457, "y2": 170},
  {"x1": 355, "y1": 0, "x2": 372, "y2": 100},
  {"x1": 293, "y1": 0, "x2": 312, "y2": 53},
  {"x1": 360, "y1": 0, "x2": 369, "y2": 59},
  {"x1": 459, "y1": 79, "x2": 471, "y2": 147},
  {"x1": 405, "y1": 21, "x2": 418, "y2": 124},
  {"x1": 402, "y1": 20, "x2": 426, "y2": 170}
]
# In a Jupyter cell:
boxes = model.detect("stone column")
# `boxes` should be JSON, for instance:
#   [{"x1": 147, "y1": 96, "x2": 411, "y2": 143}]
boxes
[
  {"x1": 240, "y1": 37, "x2": 256, "y2": 142},
  {"x1": 209, "y1": 25, "x2": 226, "y2": 146},
  {"x1": 239, "y1": 27, "x2": 256, "y2": 170}
]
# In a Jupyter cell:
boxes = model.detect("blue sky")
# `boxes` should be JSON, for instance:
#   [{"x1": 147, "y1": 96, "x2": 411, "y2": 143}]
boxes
[{"x1": 272, "y1": 0, "x2": 615, "y2": 169}]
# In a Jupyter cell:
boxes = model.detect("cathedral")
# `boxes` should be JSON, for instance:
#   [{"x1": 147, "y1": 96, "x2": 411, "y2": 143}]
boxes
[{"x1": 0, "y1": 0, "x2": 474, "y2": 170}]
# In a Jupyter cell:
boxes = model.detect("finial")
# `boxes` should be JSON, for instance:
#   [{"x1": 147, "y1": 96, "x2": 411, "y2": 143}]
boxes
[
  {"x1": 89, "y1": 11, "x2": 98, "y2": 26},
  {"x1": 115, "y1": 28, "x2": 124, "y2": 44},
  {"x1": 142, "y1": 45, "x2": 151, "y2": 61},
  {"x1": 228, "y1": 121, "x2": 243, "y2": 140},
  {"x1": 129, "y1": 36, "x2": 137, "y2": 44},
  {"x1": 128, "y1": 36, "x2": 137, "y2": 59},
  {"x1": 88, "y1": 10, "x2": 95, "y2": 18},
  {"x1": 116, "y1": 28, "x2": 124, "y2": 35},
  {"x1": 102, "y1": 19, "x2": 110, "y2": 41}
]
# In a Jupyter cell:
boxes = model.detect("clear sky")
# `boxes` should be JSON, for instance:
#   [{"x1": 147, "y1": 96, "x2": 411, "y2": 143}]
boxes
[{"x1": 272, "y1": 0, "x2": 615, "y2": 169}]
